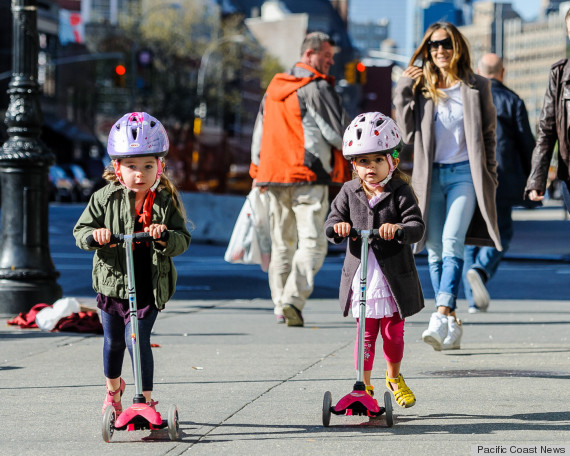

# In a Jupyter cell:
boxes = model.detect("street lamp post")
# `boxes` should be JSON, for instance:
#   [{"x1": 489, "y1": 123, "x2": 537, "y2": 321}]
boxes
[
  {"x1": 0, "y1": 0, "x2": 62, "y2": 314},
  {"x1": 192, "y1": 35, "x2": 244, "y2": 187}
]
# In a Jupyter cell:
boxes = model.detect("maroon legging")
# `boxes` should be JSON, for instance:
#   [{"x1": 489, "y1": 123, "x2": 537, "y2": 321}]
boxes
[{"x1": 355, "y1": 313, "x2": 405, "y2": 371}]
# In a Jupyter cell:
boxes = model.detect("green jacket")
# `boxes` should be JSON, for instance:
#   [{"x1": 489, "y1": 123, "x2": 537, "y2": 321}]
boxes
[{"x1": 73, "y1": 182, "x2": 191, "y2": 310}]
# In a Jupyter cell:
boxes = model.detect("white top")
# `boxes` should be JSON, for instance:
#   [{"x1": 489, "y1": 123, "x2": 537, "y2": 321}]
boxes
[
  {"x1": 350, "y1": 193, "x2": 397, "y2": 319},
  {"x1": 433, "y1": 84, "x2": 469, "y2": 164}
]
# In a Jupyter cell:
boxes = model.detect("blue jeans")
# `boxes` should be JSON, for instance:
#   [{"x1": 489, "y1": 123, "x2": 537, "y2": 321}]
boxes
[
  {"x1": 426, "y1": 161, "x2": 477, "y2": 311},
  {"x1": 101, "y1": 307, "x2": 158, "y2": 391},
  {"x1": 463, "y1": 200, "x2": 513, "y2": 307}
]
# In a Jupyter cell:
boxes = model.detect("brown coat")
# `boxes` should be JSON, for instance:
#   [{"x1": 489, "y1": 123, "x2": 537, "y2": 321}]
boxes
[
  {"x1": 394, "y1": 74, "x2": 501, "y2": 253},
  {"x1": 525, "y1": 59, "x2": 570, "y2": 195},
  {"x1": 324, "y1": 178, "x2": 425, "y2": 319}
]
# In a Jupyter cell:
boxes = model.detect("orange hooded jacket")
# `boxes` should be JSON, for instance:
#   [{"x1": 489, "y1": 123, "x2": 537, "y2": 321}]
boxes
[{"x1": 250, "y1": 63, "x2": 350, "y2": 186}]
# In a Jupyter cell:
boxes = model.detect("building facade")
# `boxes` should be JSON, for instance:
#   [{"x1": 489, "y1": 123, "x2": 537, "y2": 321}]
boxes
[
  {"x1": 503, "y1": 12, "x2": 568, "y2": 133},
  {"x1": 460, "y1": 1, "x2": 569, "y2": 134}
]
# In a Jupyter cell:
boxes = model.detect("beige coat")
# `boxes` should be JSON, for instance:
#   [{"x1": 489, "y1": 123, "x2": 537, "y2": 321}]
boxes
[{"x1": 394, "y1": 74, "x2": 501, "y2": 253}]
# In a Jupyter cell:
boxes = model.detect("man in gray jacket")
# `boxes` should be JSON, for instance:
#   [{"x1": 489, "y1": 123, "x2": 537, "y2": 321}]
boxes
[{"x1": 250, "y1": 32, "x2": 348, "y2": 326}]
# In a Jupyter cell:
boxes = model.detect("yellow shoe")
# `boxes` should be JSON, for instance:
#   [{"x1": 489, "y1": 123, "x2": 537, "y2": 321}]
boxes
[
  {"x1": 365, "y1": 385, "x2": 374, "y2": 397},
  {"x1": 386, "y1": 372, "x2": 416, "y2": 408}
]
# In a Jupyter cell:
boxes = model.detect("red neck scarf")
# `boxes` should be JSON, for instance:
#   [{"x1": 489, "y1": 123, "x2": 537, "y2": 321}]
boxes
[{"x1": 136, "y1": 191, "x2": 156, "y2": 229}]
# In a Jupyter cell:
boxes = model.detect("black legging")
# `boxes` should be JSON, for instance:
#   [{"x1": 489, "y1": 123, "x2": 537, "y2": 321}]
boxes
[{"x1": 101, "y1": 307, "x2": 158, "y2": 391}]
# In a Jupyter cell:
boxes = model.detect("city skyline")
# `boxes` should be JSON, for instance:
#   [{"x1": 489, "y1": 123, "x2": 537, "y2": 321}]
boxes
[{"x1": 348, "y1": 0, "x2": 542, "y2": 55}]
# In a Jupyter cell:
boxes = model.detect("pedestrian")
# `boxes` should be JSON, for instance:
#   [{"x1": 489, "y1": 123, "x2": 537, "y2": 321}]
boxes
[
  {"x1": 394, "y1": 22, "x2": 501, "y2": 351},
  {"x1": 73, "y1": 112, "x2": 191, "y2": 416},
  {"x1": 525, "y1": 9, "x2": 570, "y2": 213},
  {"x1": 463, "y1": 53, "x2": 536, "y2": 313},
  {"x1": 324, "y1": 112, "x2": 425, "y2": 407},
  {"x1": 250, "y1": 31, "x2": 349, "y2": 327}
]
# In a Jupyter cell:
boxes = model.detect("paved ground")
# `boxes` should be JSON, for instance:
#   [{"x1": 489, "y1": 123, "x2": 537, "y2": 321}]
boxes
[{"x1": 2, "y1": 298, "x2": 569, "y2": 455}]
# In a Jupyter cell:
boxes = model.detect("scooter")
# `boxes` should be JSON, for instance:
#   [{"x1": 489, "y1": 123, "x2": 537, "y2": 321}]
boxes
[
  {"x1": 88, "y1": 231, "x2": 180, "y2": 442},
  {"x1": 322, "y1": 226, "x2": 398, "y2": 428}
]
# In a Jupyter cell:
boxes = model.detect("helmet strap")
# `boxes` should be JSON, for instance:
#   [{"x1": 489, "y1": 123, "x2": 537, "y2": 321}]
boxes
[
  {"x1": 378, "y1": 154, "x2": 396, "y2": 187},
  {"x1": 150, "y1": 158, "x2": 163, "y2": 192}
]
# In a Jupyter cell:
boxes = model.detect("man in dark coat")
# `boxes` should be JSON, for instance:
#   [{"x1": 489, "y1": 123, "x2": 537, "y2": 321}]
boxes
[
  {"x1": 525, "y1": 9, "x2": 570, "y2": 213},
  {"x1": 463, "y1": 53, "x2": 536, "y2": 313}
]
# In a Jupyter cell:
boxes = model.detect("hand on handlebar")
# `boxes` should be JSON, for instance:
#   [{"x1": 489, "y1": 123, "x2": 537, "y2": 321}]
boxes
[
  {"x1": 145, "y1": 224, "x2": 168, "y2": 246},
  {"x1": 332, "y1": 222, "x2": 353, "y2": 238},
  {"x1": 379, "y1": 223, "x2": 402, "y2": 241},
  {"x1": 87, "y1": 229, "x2": 170, "y2": 248},
  {"x1": 92, "y1": 228, "x2": 115, "y2": 247},
  {"x1": 326, "y1": 225, "x2": 403, "y2": 242}
]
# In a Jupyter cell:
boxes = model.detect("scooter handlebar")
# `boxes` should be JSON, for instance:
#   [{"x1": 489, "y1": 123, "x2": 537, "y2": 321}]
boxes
[
  {"x1": 326, "y1": 226, "x2": 403, "y2": 241},
  {"x1": 86, "y1": 231, "x2": 170, "y2": 248}
]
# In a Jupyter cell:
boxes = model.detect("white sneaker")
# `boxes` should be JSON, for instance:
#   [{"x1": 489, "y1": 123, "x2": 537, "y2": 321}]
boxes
[
  {"x1": 422, "y1": 312, "x2": 448, "y2": 351},
  {"x1": 442, "y1": 317, "x2": 462, "y2": 350},
  {"x1": 466, "y1": 269, "x2": 490, "y2": 311}
]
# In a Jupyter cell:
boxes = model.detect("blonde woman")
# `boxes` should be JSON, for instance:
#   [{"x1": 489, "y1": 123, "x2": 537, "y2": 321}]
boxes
[{"x1": 394, "y1": 22, "x2": 501, "y2": 351}]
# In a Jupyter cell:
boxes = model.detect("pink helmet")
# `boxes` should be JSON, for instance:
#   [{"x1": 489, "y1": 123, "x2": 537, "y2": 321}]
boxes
[
  {"x1": 342, "y1": 111, "x2": 402, "y2": 160},
  {"x1": 107, "y1": 112, "x2": 169, "y2": 160}
]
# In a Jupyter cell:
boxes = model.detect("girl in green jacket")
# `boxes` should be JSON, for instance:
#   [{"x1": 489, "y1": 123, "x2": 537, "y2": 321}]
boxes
[{"x1": 73, "y1": 112, "x2": 191, "y2": 417}]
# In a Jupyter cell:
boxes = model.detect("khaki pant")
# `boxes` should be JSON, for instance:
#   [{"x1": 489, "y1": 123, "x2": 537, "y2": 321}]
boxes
[{"x1": 266, "y1": 185, "x2": 329, "y2": 314}]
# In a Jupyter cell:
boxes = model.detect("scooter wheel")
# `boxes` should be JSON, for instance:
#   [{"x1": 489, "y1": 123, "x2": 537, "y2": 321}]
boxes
[
  {"x1": 322, "y1": 391, "x2": 332, "y2": 427},
  {"x1": 102, "y1": 406, "x2": 116, "y2": 442},
  {"x1": 383, "y1": 391, "x2": 394, "y2": 428},
  {"x1": 167, "y1": 404, "x2": 180, "y2": 441}
]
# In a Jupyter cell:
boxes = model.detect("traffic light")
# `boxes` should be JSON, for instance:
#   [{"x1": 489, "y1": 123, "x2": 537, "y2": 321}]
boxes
[
  {"x1": 344, "y1": 61, "x2": 356, "y2": 85},
  {"x1": 356, "y1": 61, "x2": 367, "y2": 85},
  {"x1": 114, "y1": 64, "x2": 126, "y2": 88},
  {"x1": 136, "y1": 49, "x2": 153, "y2": 91},
  {"x1": 344, "y1": 61, "x2": 366, "y2": 85}
]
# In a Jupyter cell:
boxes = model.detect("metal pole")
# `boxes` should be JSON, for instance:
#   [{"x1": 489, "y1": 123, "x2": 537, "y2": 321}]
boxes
[
  {"x1": 124, "y1": 235, "x2": 144, "y2": 403},
  {"x1": 355, "y1": 231, "x2": 369, "y2": 386},
  {"x1": 0, "y1": 0, "x2": 62, "y2": 314}
]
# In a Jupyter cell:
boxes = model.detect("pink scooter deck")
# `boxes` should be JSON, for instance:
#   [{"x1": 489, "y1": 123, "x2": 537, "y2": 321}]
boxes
[
  {"x1": 333, "y1": 390, "x2": 382, "y2": 416},
  {"x1": 115, "y1": 403, "x2": 164, "y2": 430}
]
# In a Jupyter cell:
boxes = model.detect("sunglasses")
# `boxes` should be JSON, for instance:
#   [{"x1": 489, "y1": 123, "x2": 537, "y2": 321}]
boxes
[{"x1": 428, "y1": 37, "x2": 453, "y2": 51}]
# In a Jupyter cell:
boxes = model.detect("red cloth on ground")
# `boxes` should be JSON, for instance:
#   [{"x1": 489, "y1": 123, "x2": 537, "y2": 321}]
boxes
[
  {"x1": 55, "y1": 311, "x2": 103, "y2": 334},
  {"x1": 6, "y1": 303, "x2": 50, "y2": 328},
  {"x1": 7, "y1": 304, "x2": 103, "y2": 334}
]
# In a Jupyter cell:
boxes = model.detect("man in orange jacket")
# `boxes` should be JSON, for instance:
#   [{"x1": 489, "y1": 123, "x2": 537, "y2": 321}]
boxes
[{"x1": 250, "y1": 32, "x2": 349, "y2": 327}]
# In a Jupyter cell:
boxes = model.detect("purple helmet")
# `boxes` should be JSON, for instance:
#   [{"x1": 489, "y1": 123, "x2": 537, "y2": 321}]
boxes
[
  {"x1": 107, "y1": 112, "x2": 169, "y2": 160},
  {"x1": 342, "y1": 112, "x2": 402, "y2": 160}
]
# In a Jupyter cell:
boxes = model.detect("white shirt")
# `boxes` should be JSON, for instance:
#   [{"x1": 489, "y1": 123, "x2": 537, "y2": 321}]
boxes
[{"x1": 433, "y1": 83, "x2": 469, "y2": 164}]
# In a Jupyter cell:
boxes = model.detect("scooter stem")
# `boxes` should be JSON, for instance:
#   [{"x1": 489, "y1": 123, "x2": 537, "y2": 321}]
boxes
[
  {"x1": 124, "y1": 235, "x2": 145, "y2": 402},
  {"x1": 355, "y1": 230, "x2": 370, "y2": 385}
]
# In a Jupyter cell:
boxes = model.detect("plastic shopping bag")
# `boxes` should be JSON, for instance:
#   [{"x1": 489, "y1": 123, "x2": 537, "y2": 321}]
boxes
[
  {"x1": 224, "y1": 187, "x2": 271, "y2": 272},
  {"x1": 35, "y1": 297, "x2": 81, "y2": 331}
]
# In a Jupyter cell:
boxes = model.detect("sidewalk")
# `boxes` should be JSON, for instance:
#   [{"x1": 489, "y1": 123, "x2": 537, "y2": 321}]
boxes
[
  {"x1": 1, "y1": 297, "x2": 569, "y2": 455},
  {"x1": 508, "y1": 202, "x2": 570, "y2": 261}
]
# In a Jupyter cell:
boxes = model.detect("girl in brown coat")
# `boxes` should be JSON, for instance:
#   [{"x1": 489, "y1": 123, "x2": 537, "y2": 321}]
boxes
[
  {"x1": 394, "y1": 22, "x2": 501, "y2": 352},
  {"x1": 325, "y1": 112, "x2": 425, "y2": 408}
]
